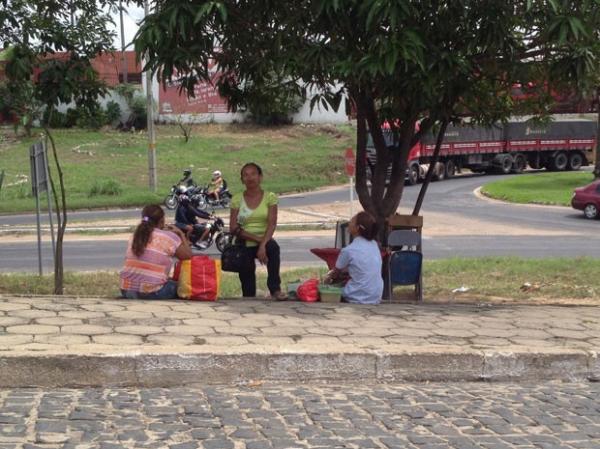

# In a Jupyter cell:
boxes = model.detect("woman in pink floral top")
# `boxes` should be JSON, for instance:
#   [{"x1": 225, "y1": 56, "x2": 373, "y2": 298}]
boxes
[{"x1": 120, "y1": 205, "x2": 192, "y2": 299}]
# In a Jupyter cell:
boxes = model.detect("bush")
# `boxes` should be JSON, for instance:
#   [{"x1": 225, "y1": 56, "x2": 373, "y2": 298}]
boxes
[
  {"x1": 65, "y1": 108, "x2": 79, "y2": 128},
  {"x1": 128, "y1": 95, "x2": 147, "y2": 130},
  {"x1": 88, "y1": 179, "x2": 123, "y2": 197},
  {"x1": 76, "y1": 107, "x2": 107, "y2": 130},
  {"x1": 244, "y1": 79, "x2": 305, "y2": 126},
  {"x1": 42, "y1": 108, "x2": 67, "y2": 128},
  {"x1": 105, "y1": 101, "x2": 121, "y2": 124}
]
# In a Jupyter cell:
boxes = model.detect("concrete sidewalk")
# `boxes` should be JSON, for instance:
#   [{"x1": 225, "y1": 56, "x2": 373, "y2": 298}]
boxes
[{"x1": 0, "y1": 294, "x2": 599, "y2": 387}]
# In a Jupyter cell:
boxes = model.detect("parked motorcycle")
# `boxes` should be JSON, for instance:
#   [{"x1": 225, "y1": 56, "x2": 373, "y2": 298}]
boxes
[
  {"x1": 189, "y1": 216, "x2": 232, "y2": 253},
  {"x1": 191, "y1": 185, "x2": 233, "y2": 210}
]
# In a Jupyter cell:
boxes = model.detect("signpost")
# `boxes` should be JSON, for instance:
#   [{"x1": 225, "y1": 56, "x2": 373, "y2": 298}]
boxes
[
  {"x1": 29, "y1": 141, "x2": 55, "y2": 275},
  {"x1": 344, "y1": 147, "x2": 356, "y2": 218}
]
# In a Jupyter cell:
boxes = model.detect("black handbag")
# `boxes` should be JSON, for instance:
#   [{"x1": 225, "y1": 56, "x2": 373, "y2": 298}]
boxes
[{"x1": 221, "y1": 240, "x2": 248, "y2": 272}]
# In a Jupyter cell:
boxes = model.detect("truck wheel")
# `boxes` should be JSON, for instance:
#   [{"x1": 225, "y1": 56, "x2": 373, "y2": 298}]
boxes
[
  {"x1": 550, "y1": 152, "x2": 568, "y2": 171},
  {"x1": 500, "y1": 154, "x2": 513, "y2": 174},
  {"x1": 406, "y1": 165, "x2": 419, "y2": 185},
  {"x1": 568, "y1": 152, "x2": 584, "y2": 171},
  {"x1": 511, "y1": 154, "x2": 527, "y2": 174},
  {"x1": 445, "y1": 160, "x2": 456, "y2": 178},
  {"x1": 432, "y1": 162, "x2": 445, "y2": 181},
  {"x1": 584, "y1": 204, "x2": 598, "y2": 219}
]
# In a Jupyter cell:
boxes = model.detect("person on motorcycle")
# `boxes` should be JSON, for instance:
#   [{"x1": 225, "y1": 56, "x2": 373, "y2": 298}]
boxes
[
  {"x1": 180, "y1": 169, "x2": 195, "y2": 188},
  {"x1": 175, "y1": 195, "x2": 213, "y2": 249},
  {"x1": 207, "y1": 170, "x2": 226, "y2": 201}
]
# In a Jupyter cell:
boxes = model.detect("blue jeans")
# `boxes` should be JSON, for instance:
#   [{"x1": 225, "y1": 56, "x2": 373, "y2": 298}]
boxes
[{"x1": 121, "y1": 280, "x2": 178, "y2": 299}]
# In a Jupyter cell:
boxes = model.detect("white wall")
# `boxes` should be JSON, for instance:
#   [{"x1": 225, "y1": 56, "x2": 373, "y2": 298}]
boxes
[{"x1": 148, "y1": 76, "x2": 349, "y2": 125}]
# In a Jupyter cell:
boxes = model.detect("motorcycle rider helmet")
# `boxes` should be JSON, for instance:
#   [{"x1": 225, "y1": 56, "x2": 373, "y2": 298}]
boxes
[
  {"x1": 212, "y1": 170, "x2": 222, "y2": 179},
  {"x1": 183, "y1": 169, "x2": 192, "y2": 177}
]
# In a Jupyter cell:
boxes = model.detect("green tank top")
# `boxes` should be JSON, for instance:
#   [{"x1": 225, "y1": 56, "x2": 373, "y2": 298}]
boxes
[{"x1": 231, "y1": 191, "x2": 278, "y2": 247}]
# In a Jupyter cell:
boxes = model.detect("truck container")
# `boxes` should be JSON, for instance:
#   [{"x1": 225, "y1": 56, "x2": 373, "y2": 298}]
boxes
[{"x1": 367, "y1": 120, "x2": 597, "y2": 184}]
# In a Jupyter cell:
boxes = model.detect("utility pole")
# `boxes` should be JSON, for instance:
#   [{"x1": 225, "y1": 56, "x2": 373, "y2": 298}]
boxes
[
  {"x1": 595, "y1": 86, "x2": 600, "y2": 180},
  {"x1": 119, "y1": 0, "x2": 128, "y2": 83},
  {"x1": 144, "y1": 0, "x2": 157, "y2": 192}
]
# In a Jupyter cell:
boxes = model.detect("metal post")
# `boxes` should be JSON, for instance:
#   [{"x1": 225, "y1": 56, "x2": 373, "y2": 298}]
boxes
[
  {"x1": 144, "y1": 0, "x2": 157, "y2": 192},
  {"x1": 119, "y1": 0, "x2": 128, "y2": 83},
  {"x1": 30, "y1": 150, "x2": 43, "y2": 276}
]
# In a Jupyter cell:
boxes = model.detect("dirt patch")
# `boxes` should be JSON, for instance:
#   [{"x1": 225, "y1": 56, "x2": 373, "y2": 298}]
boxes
[{"x1": 220, "y1": 144, "x2": 245, "y2": 153}]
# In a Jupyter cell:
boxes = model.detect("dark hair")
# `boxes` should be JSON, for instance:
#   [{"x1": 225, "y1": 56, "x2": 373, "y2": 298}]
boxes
[
  {"x1": 354, "y1": 212, "x2": 378, "y2": 240},
  {"x1": 240, "y1": 162, "x2": 263, "y2": 178},
  {"x1": 132, "y1": 204, "x2": 164, "y2": 257}
]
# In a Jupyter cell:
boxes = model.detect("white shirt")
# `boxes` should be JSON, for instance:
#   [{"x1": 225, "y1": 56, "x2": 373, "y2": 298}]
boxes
[{"x1": 336, "y1": 236, "x2": 383, "y2": 304}]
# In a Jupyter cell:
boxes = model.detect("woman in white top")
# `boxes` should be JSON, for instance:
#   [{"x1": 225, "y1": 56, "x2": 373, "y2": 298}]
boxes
[{"x1": 326, "y1": 212, "x2": 383, "y2": 304}]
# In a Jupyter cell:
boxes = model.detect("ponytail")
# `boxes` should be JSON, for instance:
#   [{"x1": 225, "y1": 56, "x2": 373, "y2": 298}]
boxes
[
  {"x1": 132, "y1": 205, "x2": 165, "y2": 257},
  {"x1": 354, "y1": 211, "x2": 378, "y2": 241}
]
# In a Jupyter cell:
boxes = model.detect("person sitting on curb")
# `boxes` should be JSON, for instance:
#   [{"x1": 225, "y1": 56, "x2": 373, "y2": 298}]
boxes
[
  {"x1": 229, "y1": 162, "x2": 287, "y2": 300},
  {"x1": 120, "y1": 204, "x2": 192, "y2": 299},
  {"x1": 324, "y1": 211, "x2": 383, "y2": 304}
]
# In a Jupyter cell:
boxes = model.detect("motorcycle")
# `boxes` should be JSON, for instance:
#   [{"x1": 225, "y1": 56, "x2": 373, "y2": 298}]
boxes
[
  {"x1": 192, "y1": 185, "x2": 233, "y2": 210},
  {"x1": 165, "y1": 183, "x2": 205, "y2": 210},
  {"x1": 164, "y1": 171, "x2": 199, "y2": 210},
  {"x1": 189, "y1": 216, "x2": 232, "y2": 253}
]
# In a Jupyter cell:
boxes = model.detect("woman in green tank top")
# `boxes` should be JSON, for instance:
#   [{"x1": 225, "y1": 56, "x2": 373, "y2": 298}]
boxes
[{"x1": 229, "y1": 162, "x2": 286, "y2": 300}]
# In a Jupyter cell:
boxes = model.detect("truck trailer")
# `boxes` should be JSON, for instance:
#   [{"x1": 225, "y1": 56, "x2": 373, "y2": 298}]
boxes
[{"x1": 367, "y1": 120, "x2": 597, "y2": 184}]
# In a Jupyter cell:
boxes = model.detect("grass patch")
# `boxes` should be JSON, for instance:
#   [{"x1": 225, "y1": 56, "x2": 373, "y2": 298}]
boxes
[
  {"x1": 423, "y1": 256, "x2": 600, "y2": 300},
  {"x1": 88, "y1": 179, "x2": 123, "y2": 197},
  {"x1": 0, "y1": 124, "x2": 354, "y2": 214},
  {"x1": 1, "y1": 257, "x2": 599, "y2": 301},
  {"x1": 481, "y1": 172, "x2": 595, "y2": 206}
]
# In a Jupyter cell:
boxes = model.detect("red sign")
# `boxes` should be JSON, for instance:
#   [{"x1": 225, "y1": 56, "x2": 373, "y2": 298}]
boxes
[
  {"x1": 344, "y1": 148, "x2": 355, "y2": 176},
  {"x1": 159, "y1": 65, "x2": 229, "y2": 114}
]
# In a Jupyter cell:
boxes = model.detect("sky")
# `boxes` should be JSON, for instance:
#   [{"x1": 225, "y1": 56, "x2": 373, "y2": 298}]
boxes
[{"x1": 109, "y1": 4, "x2": 145, "y2": 50}]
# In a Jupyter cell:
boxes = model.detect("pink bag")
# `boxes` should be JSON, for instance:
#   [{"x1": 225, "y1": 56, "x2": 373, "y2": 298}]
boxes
[{"x1": 296, "y1": 278, "x2": 320, "y2": 302}]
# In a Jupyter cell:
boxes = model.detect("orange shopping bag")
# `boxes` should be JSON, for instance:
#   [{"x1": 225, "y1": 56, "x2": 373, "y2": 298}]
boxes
[{"x1": 174, "y1": 255, "x2": 221, "y2": 301}]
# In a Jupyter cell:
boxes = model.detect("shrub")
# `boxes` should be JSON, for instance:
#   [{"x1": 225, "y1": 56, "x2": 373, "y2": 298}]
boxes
[
  {"x1": 42, "y1": 108, "x2": 67, "y2": 128},
  {"x1": 76, "y1": 107, "x2": 107, "y2": 130},
  {"x1": 65, "y1": 108, "x2": 79, "y2": 128},
  {"x1": 243, "y1": 78, "x2": 305, "y2": 126},
  {"x1": 88, "y1": 179, "x2": 123, "y2": 197},
  {"x1": 105, "y1": 101, "x2": 121, "y2": 124},
  {"x1": 128, "y1": 95, "x2": 147, "y2": 130}
]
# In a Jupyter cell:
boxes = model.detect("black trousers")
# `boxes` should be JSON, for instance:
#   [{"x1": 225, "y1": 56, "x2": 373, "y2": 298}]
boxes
[{"x1": 238, "y1": 239, "x2": 281, "y2": 297}]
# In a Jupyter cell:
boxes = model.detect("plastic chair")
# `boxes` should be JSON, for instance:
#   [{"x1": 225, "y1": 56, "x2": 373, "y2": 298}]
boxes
[{"x1": 387, "y1": 230, "x2": 423, "y2": 301}]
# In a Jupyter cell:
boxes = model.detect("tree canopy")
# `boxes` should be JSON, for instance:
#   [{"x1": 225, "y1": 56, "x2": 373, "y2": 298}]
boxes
[
  {"x1": 136, "y1": 0, "x2": 600, "y2": 225},
  {"x1": 0, "y1": 0, "x2": 122, "y2": 114},
  {"x1": 1, "y1": 0, "x2": 126, "y2": 293}
]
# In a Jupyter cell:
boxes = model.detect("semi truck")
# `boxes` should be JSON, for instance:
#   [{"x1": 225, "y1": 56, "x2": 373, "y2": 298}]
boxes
[{"x1": 367, "y1": 119, "x2": 597, "y2": 185}]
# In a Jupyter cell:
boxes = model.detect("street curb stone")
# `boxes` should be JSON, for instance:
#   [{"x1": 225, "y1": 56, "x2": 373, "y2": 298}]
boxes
[
  {"x1": 1, "y1": 296, "x2": 599, "y2": 386},
  {"x1": 0, "y1": 350, "x2": 597, "y2": 387}
]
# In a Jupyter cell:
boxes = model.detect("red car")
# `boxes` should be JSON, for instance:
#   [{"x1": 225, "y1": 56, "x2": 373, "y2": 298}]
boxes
[{"x1": 572, "y1": 180, "x2": 600, "y2": 219}]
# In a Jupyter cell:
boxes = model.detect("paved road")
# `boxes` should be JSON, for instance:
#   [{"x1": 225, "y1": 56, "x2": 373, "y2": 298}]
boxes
[
  {"x1": 2, "y1": 172, "x2": 599, "y2": 272},
  {"x1": 0, "y1": 383, "x2": 599, "y2": 448},
  {"x1": 1, "y1": 171, "x2": 598, "y2": 232},
  {"x1": 2, "y1": 233, "x2": 600, "y2": 273}
]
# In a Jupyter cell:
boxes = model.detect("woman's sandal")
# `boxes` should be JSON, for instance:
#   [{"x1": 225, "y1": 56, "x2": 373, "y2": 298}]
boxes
[{"x1": 272, "y1": 291, "x2": 288, "y2": 301}]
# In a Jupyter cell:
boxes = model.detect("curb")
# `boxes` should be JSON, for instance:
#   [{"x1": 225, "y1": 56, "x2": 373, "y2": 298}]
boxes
[{"x1": 1, "y1": 348, "x2": 597, "y2": 387}]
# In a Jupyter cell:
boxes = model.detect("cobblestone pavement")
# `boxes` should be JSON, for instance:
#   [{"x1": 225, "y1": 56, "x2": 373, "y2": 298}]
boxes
[
  {"x1": 0, "y1": 382, "x2": 599, "y2": 449},
  {"x1": 1, "y1": 296, "x2": 600, "y2": 353}
]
